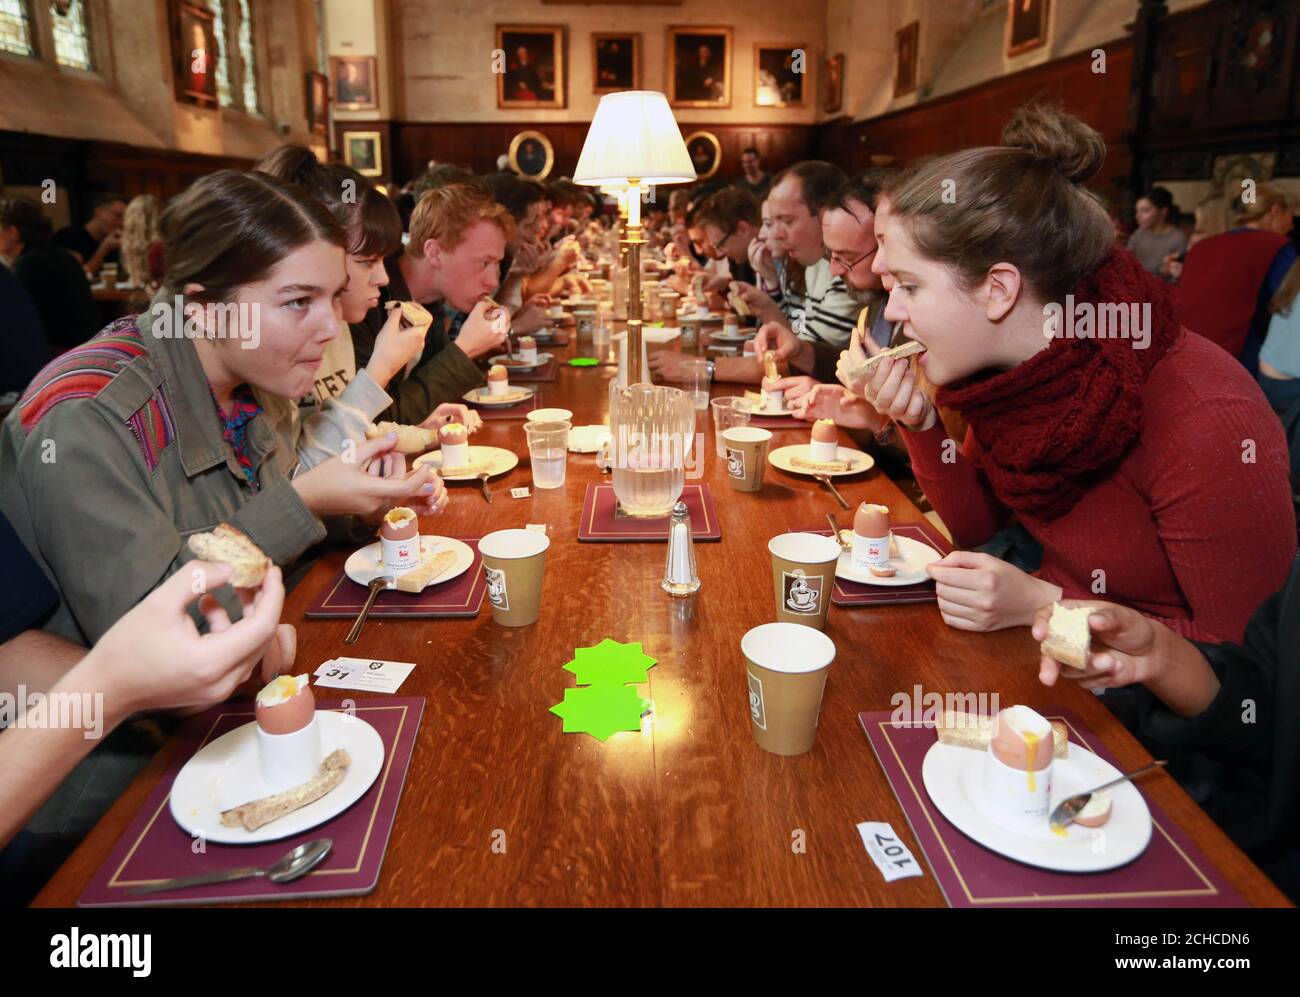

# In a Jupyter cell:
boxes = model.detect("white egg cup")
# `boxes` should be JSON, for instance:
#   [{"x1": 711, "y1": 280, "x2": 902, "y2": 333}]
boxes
[
  {"x1": 257, "y1": 714, "x2": 322, "y2": 791},
  {"x1": 519, "y1": 344, "x2": 539, "y2": 363},
  {"x1": 762, "y1": 388, "x2": 786, "y2": 412},
  {"x1": 809, "y1": 439, "x2": 839, "y2": 463},
  {"x1": 851, "y1": 532, "x2": 890, "y2": 572},
  {"x1": 439, "y1": 440, "x2": 470, "y2": 470},
  {"x1": 981, "y1": 746, "x2": 1054, "y2": 834},
  {"x1": 381, "y1": 534, "x2": 421, "y2": 576},
  {"x1": 488, "y1": 379, "x2": 509, "y2": 397}
]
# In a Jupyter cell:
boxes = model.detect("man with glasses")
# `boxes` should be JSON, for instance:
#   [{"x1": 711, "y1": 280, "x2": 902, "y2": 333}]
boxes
[
  {"x1": 759, "y1": 161, "x2": 860, "y2": 350},
  {"x1": 697, "y1": 187, "x2": 760, "y2": 288},
  {"x1": 754, "y1": 169, "x2": 897, "y2": 372}
]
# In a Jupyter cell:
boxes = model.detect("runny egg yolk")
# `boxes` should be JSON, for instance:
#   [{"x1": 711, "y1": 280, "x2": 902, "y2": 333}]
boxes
[{"x1": 1023, "y1": 730, "x2": 1040, "y2": 793}]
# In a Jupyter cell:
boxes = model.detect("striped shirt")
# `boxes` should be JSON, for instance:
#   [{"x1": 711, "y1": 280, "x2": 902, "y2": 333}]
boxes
[{"x1": 777, "y1": 257, "x2": 861, "y2": 349}]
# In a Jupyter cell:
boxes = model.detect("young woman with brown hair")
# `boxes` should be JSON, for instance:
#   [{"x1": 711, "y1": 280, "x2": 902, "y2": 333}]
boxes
[
  {"x1": 254, "y1": 145, "x2": 475, "y2": 467},
  {"x1": 844, "y1": 104, "x2": 1295, "y2": 644},
  {"x1": 0, "y1": 169, "x2": 447, "y2": 647}
]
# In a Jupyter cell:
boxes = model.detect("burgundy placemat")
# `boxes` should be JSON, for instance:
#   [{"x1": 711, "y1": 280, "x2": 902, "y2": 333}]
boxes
[
  {"x1": 305, "y1": 536, "x2": 486, "y2": 618},
  {"x1": 78, "y1": 698, "x2": 424, "y2": 906},
  {"x1": 749, "y1": 414, "x2": 806, "y2": 430},
  {"x1": 578, "y1": 483, "x2": 721, "y2": 542},
  {"x1": 859, "y1": 709, "x2": 1246, "y2": 907},
  {"x1": 813, "y1": 522, "x2": 953, "y2": 606},
  {"x1": 501, "y1": 354, "x2": 559, "y2": 382},
  {"x1": 474, "y1": 392, "x2": 540, "y2": 420}
]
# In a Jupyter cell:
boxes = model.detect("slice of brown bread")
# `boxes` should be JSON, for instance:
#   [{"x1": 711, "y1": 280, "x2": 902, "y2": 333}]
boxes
[
  {"x1": 219, "y1": 749, "x2": 351, "y2": 832},
  {"x1": 186, "y1": 524, "x2": 271, "y2": 588},
  {"x1": 367, "y1": 421, "x2": 439, "y2": 455}
]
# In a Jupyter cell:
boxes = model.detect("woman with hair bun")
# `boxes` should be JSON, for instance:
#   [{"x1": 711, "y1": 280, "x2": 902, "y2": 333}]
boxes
[{"x1": 841, "y1": 103, "x2": 1294, "y2": 644}]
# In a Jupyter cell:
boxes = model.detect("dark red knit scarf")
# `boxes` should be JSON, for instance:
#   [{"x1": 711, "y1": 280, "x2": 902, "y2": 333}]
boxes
[{"x1": 934, "y1": 247, "x2": 1182, "y2": 521}]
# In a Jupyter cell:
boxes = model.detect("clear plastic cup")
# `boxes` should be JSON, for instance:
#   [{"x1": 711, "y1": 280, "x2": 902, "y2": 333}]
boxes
[
  {"x1": 682, "y1": 358, "x2": 712, "y2": 411},
  {"x1": 524, "y1": 420, "x2": 571, "y2": 490},
  {"x1": 711, "y1": 396, "x2": 752, "y2": 458}
]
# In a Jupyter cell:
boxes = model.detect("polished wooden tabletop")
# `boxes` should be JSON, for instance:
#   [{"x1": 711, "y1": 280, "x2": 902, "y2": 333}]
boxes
[{"x1": 35, "y1": 328, "x2": 1290, "y2": 907}]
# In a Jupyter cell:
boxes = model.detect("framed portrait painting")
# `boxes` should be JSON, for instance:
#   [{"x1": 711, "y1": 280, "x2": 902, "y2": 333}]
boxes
[
  {"x1": 894, "y1": 21, "x2": 918, "y2": 98},
  {"x1": 683, "y1": 131, "x2": 722, "y2": 181},
  {"x1": 823, "y1": 53, "x2": 844, "y2": 114},
  {"x1": 592, "y1": 32, "x2": 639, "y2": 93},
  {"x1": 306, "y1": 71, "x2": 329, "y2": 137},
  {"x1": 1007, "y1": 0, "x2": 1050, "y2": 57},
  {"x1": 754, "y1": 44, "x2": 807, "y2": 108},
  {"x1": 172, "y1": 2, "x2": 219, "y2": 108},
  {"x1": 667, "y1": 26, "x2": 731, "y2": 109},
  {"x1": 508, "y1": 130, "x2": 555, "y2": 180},
  {"x1": 498, "y1": 25, "x2": 566, "y2": 109},
  {"x1": 330, "y1": 56, "x2": 378, "y2": 111},
  {"x1": 342, "y1": 131, "x2": 383, "y2": 178}
]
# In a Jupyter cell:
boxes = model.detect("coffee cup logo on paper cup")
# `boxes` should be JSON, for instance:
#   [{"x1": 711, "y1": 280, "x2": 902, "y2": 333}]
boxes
[
  {"x1": 768, "y1": 532, "x2": 841, "y2": 629},
  {"x1": 478, "y1": 529, "x2": 550, "y2": 626},
  {"x1": 722, "y1": 426, "x2": 771, "y2": 493},
  {"x1": 782, "y1": 569, "x2": 822, "y2": 615},
  {"x1": 484, "y1": 565, "x2": 509, "y2": 610},
  {"x1": 726, "y1": 446, "x2": 745, "y2": 479},
  {"x1": 742, "y1": 622, "x2": 836, "y2": 756}
]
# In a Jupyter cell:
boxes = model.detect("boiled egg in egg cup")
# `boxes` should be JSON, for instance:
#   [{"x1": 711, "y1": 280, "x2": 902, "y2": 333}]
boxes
[
  {"x1": 255, "y1": 674, "x2": 322, "y2": 790},
  {"x1": 809, "y1": 418, "x2": 839, "y2": 463},
  {"x1": 981, "y1": 705, "x2": 1055, "y2": 834},
  {"x1": 760, "y1": 376, "x2": 785, "y2": 413},
  {"x1": 486, "y1": 364, "x2": 510, "y2": 397}
]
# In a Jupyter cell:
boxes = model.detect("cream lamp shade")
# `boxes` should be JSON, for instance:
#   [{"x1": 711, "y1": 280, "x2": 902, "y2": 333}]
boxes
[{"x1": 573, "y1": 91, "x2": 697, "y2": 187}]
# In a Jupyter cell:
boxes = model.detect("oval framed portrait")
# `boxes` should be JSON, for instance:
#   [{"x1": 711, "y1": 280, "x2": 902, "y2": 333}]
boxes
[
  {"x1": 508, "y1": 130, "x2": 555, "y2": 180},
  {"x1": 683, "y1": 131, "x2": 722, "y2": 181}
]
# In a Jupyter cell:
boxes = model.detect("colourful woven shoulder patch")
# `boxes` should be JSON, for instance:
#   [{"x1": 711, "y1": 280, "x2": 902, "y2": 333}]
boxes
[{"x1": 18, "y1": 318, "x2": 177, "y2": 471}]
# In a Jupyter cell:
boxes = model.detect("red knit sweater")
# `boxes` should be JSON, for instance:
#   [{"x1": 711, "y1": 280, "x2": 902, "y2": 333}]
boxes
[{"x1": 904, "y1": 331, "x2": 1296, "y2": 643}]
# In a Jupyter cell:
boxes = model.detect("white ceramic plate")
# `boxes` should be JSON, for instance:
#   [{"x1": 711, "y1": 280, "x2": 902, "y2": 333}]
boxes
[
  {"x1": 413, "y1": 446, "x2": 519, "y2": 481},
  {"x1": 568, "y1": 425, "x2": 611, "y2": 454},
  {"x1": 921, "y1": 738, "x2": 1153, "y2": 872},
  {"x1": 345, "y1": 535, "x2": 474, "y2": 588},
  {"x1": 168, "y1": 711, "x2": 385, "y2": 844},
  {"x1": 747, "y1": 400, "x2": 797, "y2": 418},
  {"x1": 463, "y1": 385, "x2": 535, "y2": 408},
  {"x1": 488, "y1": 351, "x2": 553, "y2": 371},
  {"x1": 768, "y1": 443, "x2": 875, "y2": 477},
  {"x1": 835, "y1": 534, "x2": 941, "y2": 586},
  {"x1": 710, "y1": 330, "x2": 755, "y2": 343}
]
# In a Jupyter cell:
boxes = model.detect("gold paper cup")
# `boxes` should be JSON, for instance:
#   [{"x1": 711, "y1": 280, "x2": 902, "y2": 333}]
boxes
[
  {"x1": 768, "y1": 532, "x2": 841, "y2": 630},
  {"x1": 478, "y1": 529, "x2": 550, "y2": 626},
  {"x1": 722, "y1": 426, "x2": 772, "y2": 493},
  {"x1": 742, "y1": 622, "x2": 837, "y2": 755}
]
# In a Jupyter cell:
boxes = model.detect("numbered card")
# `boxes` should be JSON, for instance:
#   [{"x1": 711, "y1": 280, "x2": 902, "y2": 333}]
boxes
[
  {"x1": 856, "y1": 821, "x2": 924, "y2": 882},
  {"x1": 313, "y1": 657, "x2": 416, "y2": 694}
]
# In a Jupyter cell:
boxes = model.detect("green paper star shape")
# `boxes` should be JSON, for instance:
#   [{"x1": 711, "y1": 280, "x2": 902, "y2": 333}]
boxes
[
  {"x1": 563, "y1": 638, "x2": 657, "y2": 685},
  {"x1": 569, "y1": 357, "x2": 599, "y2": 367},
  {"x1": 549, "y1": 685, "x2": 652, "y2": 741}
]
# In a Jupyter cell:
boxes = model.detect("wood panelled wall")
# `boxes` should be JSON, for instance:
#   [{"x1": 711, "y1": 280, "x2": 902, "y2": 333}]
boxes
[
  {"x1": 817, "y1": 39, "x2": 1135, "y2": 205},
  {"x1": 1134, "y1": 0, "x2": 1300, "y2": 185},
  {"x1": 375, "y1": 121, "x2": 817, "y2": 186},
  {"x1": 0, "y1": 130, "x2": 253, "y2": 224}
]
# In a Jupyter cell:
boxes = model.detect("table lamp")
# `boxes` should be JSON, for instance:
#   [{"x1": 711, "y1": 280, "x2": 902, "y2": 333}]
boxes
[{"x1": 574, "y1": 91, "x2": 696, "y2": 384}]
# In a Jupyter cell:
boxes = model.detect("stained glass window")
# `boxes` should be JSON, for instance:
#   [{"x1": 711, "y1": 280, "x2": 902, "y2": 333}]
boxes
[
  {"x1": 0, "y1": 0, "x2": 33, "y2": 57},
  {"x1": 237, "y1": 0, "x2": 257, "y2": 113},
  {"x1": 51, "y1": 0, "x2": 91, "y2": 70},
  {"x1": 209, "y1": 0, "x2": 233, "y2": 106}
]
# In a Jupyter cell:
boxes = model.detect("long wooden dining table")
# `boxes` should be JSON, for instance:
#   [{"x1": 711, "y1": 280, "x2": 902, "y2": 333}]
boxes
[{"x1": 34, "y1": 324, "x2": 1291, "y2": 907}]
